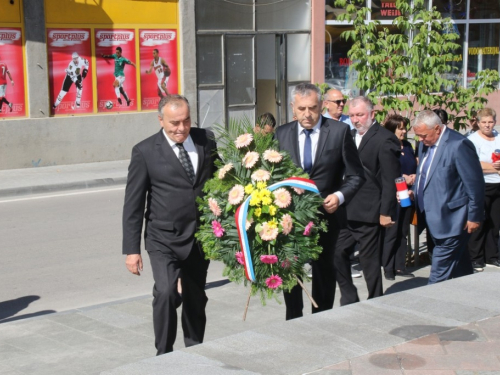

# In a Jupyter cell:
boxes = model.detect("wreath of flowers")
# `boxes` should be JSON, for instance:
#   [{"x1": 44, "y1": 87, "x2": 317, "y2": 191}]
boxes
[{"x1": 196, "y1": 121, "x2": 326, "y2": 302}]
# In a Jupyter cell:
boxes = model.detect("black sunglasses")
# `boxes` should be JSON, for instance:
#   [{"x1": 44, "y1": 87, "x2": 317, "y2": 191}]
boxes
[{"x1": 325, "y1": 99, "x2": 347, "y2": 105}]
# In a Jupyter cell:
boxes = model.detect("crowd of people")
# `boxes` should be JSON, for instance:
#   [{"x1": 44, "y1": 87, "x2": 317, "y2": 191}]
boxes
[{"x1": 121, "y1": 87, "x2": 498, "y2": 354}]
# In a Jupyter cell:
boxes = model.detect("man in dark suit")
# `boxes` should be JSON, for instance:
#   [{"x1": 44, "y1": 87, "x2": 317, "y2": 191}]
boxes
[
  {"x1": 122, "y1": 95, "x2": 218, "y2": 354},
  {"x1": 411, "y1": 110, "x2": 484, "y2": 283},
  {"x1": 274, "y1": 83, "x2": 365, "y2": 320},
  {"x1": 334, "y1": 96, "x2": 401, "y2": 306}
]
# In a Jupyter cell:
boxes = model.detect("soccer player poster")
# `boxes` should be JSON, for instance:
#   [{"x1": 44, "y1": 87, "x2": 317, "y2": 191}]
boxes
[
  {"x1": 95, "y1": 29, "x2": 137, "y2": 113},
  {"x1": 47, "y1": 28, "x2": 93, "y2": 115},
  {"x1": 139, "y1": 29, "x2": 178, "y2": 111},
  {"x1": 0, "y1": 27, "x2": 26, "y2": 118}
]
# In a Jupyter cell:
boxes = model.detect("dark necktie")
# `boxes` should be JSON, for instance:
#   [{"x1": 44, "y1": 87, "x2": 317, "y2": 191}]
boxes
[
  {"x1": 303, "y1": 129, "x2": 313, "y2": 173},
  {"x1": 417, "y1": 146, "x2": 435, "y2": 212},
  {"x1": 176, "y1": 142, "x2": 195, "y2": 183}
]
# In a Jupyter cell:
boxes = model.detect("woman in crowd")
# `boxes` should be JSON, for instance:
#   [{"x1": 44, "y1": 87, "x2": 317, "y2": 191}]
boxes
[
  {"x1": 381, "y1": 114, "x2": 418, "y2": 280},
  {"x1": 467, "y1": 108, "x2": 500, "y2": 271}
]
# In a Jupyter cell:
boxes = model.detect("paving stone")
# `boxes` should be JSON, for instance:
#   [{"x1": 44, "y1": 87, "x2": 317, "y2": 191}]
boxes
[
  {"x1": 399, "y1": 352, "x2": 500, "y2": 371},
  {"x1": 349, "y1": 347, "x2": 404, "y2": 375},
  {"x1": 394, "y1": 334, "x2": 446, "y2": 355},
  {"x1": 79, "y1": 306, "x2": 148, "y2": 329},
  {"x1": 101, "y1": 350, "x2": 259, "y2": 375}
]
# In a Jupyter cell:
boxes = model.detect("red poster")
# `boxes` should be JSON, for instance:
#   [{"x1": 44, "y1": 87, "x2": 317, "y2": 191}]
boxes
[
  {"x1": 139, "y1": 29, "x2": 178, "y2": 111},
  {"x1": 47, "y1": 29, "x2": 93, "y2": 115},
  {"x1": 95, "y1": 29, "x2": 137, "y2": 113},
  {"x1": 0, "y1": 28, "x2": 26, "y2": 118}
]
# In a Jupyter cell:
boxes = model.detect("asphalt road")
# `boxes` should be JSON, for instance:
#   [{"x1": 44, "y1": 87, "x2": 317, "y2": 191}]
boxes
[{"x1": 0, "y1": 186, "x2": 225, "y2": 321}]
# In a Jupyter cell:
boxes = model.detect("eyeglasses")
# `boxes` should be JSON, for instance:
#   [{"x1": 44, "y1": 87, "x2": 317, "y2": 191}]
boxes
[{"x1": 325, "y1": 99, "x2": 347, "y2": 105}]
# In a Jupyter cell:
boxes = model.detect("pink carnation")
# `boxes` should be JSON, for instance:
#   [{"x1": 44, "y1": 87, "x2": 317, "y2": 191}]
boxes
[
  {"x1": 235, "y1": 251, "x2": 245, "y2": 265},
  {"x1": 265, "y1": 275, "x2": 282, "y2": 289},
  {"x1": 251, "y1": 169, "x2": 271, "y2": 182},
  {"x1": 212, "y1": 220, "x2": 225, "y2": 238},
  {"x1": 259, "y1": 222, "x2": 279, "y2": 241},
  {"x1": 293, "y1": 187, "x2": 305, "y2": 195},
  {"x1": 245, "y1": 217, "x2": 253, "y2": 231},
  {"x1": 303, "y1": 221, "x2": 314, "y2": 236},
  {"x1": 228, "y1": 185, "x2": 245, "y2": 205},
  {"x1": 218, "y1": 163, "x2": 233, "y2": 179},
  {"x1": 208, "y1": 198, "x2": 222, "y2": 217},
  {"x1": 242, "y1": 151, "x2": 260, "y2": 169},
  {"x1": 280, "y1": 214, "x2": 293, "y2": 235},
  {"x1": 235, "y1": 133, "x2": 253, "y2": 149},
  {"x1": 281, "y1": 259, "x2": 291, "y2": 269},
  {"x1": 260, "y1": 255, "x2": 278, "y2": 264},
  {"x1": 273, "y1": 188, "x2": 292, "y2": 208},
  {"x1": 263, "y1": 149, "x2": 283, "y2": 163}
]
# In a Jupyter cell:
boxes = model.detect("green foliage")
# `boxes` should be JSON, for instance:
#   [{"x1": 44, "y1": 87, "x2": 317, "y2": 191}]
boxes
[
  {"x1": 196, "y1": 118, "x2": 326, "y2": 304},
  {"x1": 334, "y1": 0, "x2": 499, "y2": 129}
]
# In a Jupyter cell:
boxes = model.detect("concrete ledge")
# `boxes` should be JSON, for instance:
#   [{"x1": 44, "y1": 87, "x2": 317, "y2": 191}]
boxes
[{"x1": 101, "y1": 273, "x2": 500, "y2": 375}]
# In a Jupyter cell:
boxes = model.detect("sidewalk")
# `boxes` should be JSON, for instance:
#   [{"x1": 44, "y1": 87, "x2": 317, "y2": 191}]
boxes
[
  {"x1": 1, "y1": 162, "x2": 499, "y2": 375},
  {"x1": 0, "y1": 160, "x2": 129, "y2": 198}
]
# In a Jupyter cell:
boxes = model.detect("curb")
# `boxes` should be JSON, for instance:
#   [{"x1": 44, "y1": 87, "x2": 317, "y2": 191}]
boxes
[{"x1": 0, "y1": 176, "x2": 128, "y2": 198}]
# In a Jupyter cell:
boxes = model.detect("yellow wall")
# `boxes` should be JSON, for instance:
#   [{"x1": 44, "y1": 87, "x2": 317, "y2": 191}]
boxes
[
  {"x1": 45, "y1": 0, "x2": 177, "y2": 25},
  {"x1": 0, "y1": 1, "x2": 22, "y2": 23}
]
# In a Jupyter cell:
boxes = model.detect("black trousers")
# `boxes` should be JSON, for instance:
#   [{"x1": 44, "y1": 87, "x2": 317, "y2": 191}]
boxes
[
  {"x1": 283, "y1": 224, "x2": 339, "y2": 320},
  {"x1": 334, "y1": 221, "x2": 383, "y2": 306},
  {"x1": 147, "y1": 242, "x2": 209, "y2": 355},
  {"x1": 468, "y1": 182, "x2": 500, "y2": 264},
  {"x1": 381, "y1": 205, "x2": 412, "y2": 273}
]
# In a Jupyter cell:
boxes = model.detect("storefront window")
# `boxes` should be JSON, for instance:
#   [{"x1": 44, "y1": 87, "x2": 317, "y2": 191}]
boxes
[
  {"x1": 433, "y1": 0, "x2": 467, "y2": 20},
  {"x1": 442, "y1": 24, "x2": 465, "y2": 87},
  {"x1": 196, "y1": 0, "x2": 253, "y2": 31},
  {"x1": 325, "y1": 25, "x2": 354, "y2": 95},
  {"x1": 226, "y1": 36, "x2": 255, "y2": 105},
  {"x1": 470, "y1": 0, "x2": 500, "y2": 19},
  {"x1": 325, "y1": 0, "x2": 366, "y2": 21},
  {"x1": 257, "y1": 0, "x2": 310, "y2": 31},
  {"x1": 372, "y1": 0, "x2": 402, "y2": 20},
  {"x1": 197, "y1": 36, "x2": 223, "y2": 85},
  {"x1": 467, "y1": 23, "x2": 500, "y2": 87}
]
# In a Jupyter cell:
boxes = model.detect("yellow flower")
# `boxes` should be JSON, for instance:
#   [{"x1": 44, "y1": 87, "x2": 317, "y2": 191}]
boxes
[
  {"x1": 261, "y1": 196, "x2": 272, "y2": 206},
  {"x1": 260, "y1": 189, "x2": 271, "y2": 197},
  {"x1": 254, "y1": 208, "x2": 262, "y2": 217},
  {"x1": 256, "y1": 181, "x2": 267, "y2": 190},
  {"x1": 249, "y1": 192, "x2": 261, "y2": 206},
  {"x1": 269, "y1": 205, "x2": 277, "y2": 216},
  {"x1": 244, "y1": 184, "x2": 254, "y2": 194},
  {"x1": 267, "y1": 219, "x2": 278, "y2": 229}
]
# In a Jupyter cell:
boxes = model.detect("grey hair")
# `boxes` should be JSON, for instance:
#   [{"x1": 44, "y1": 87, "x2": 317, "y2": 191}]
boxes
[
  {"x1": 349, "y1": 96, "x2": 374, "y2": 112},
  {"x1": 291, "y1": 83, "x2": 321, "y2": 103},
  {"x1": 158, "y1": 95, "x2": 190, "y2": 118},
  {"x1": 413, "y1": 110, "x2": 442, "y2": 129}
]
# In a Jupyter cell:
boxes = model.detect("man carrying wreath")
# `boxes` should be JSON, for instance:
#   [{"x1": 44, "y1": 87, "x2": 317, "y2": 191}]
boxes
[{"x1": 274, "y1": 83, "x2": 365, "y2": 320}]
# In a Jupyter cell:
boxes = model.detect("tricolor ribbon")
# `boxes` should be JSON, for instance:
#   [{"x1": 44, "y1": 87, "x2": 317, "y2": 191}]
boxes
[{"x1": 235, "y1": 177, "x2": 320, "y2": 282}]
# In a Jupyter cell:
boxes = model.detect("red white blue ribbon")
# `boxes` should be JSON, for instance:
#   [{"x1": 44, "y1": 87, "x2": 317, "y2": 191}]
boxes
[{"x1": 235, "y1": 177, "x2": 320, "y2": 282}]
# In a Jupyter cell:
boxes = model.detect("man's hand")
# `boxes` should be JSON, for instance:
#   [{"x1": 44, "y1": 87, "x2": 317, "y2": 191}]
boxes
[
  {"x1": 493, "y1": 161, "x2": 500, "y2": 171},
  {"x1": 125, "y1": 254, "x2": 143, "y2": 276},
  {"x1": 403, "y1": 174, "x2": 416, "y2": 186},
  {"x1": 397, "y1": 190, "x2": 414, "y2": 204},
  {"x1": 380, "y1": 214, "x2": 395, "y2": 227},
  {"x1": 465, "y1": 221, "x2": 480, "y2": 234},
  {"x1": 323, "y1": 194, "x2": 340, "y2": 214}
]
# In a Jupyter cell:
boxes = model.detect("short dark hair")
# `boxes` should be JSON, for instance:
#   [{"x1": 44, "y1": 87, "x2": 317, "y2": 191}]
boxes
[
  {"x1": 158, "y1": 95, "x2": 190, "y2": 118},
  {"x1": 433, "y1": 109, "x2": 448, "y2": 125},
  {"x1": 383, "y1": 114, "x2": 405, "y2": 134},
  {"x1": 116, "y1": 46, "x2": 122, "y2": 53},
  {"x1": 257, "y1": 112, "x2": 276, "y2": 128},
  {"x1": 153, "y1": 48, "x2": 159, "y2": 54}
]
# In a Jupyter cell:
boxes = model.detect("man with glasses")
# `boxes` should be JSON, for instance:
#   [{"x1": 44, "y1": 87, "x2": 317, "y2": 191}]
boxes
[{"x1": 323, "y1": 89, "x2": 353, "y2": 129}]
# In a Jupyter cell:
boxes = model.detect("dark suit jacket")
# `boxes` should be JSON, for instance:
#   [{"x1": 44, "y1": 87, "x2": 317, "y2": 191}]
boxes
[
  {"x1": 347, "y1": 122, "x2": 401, "y2": 223},
  {"x1": 274, "y1": 116, "x2": 365, "y2": 226},
  {"x1": 122, "y1": 128, "x2": 218, "y2": 260},
  {"x1": 415, "y1": 128, "x2": 485, "y2": 238}
]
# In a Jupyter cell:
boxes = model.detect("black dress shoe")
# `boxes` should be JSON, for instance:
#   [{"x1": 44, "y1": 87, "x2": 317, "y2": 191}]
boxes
[
  {"x1": 396, "y1": 269, "x2": 415, "y2": 278},
  {"x1": 486, "y1": 259, "x2": 500, "y2": 267},
  {"x1": 384, "y1": 271, "x2": 395, "y2": 281}
]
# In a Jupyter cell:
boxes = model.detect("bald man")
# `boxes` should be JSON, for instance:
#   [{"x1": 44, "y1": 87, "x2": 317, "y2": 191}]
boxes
[{"x1": 323, "y1": 89, "x2": 353, "y2": 129}]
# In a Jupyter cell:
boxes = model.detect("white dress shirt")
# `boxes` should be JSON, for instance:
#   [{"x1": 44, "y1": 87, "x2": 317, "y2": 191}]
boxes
[
  {"x1": 297, "y1": 118, "x2": 345, "y2": 205},
  {"x1": 417, "y1": 126, "x2": 446, "y2": 189},
  {"x1": 163, "y1": 130, "x2": 199, "y2": 175}
]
